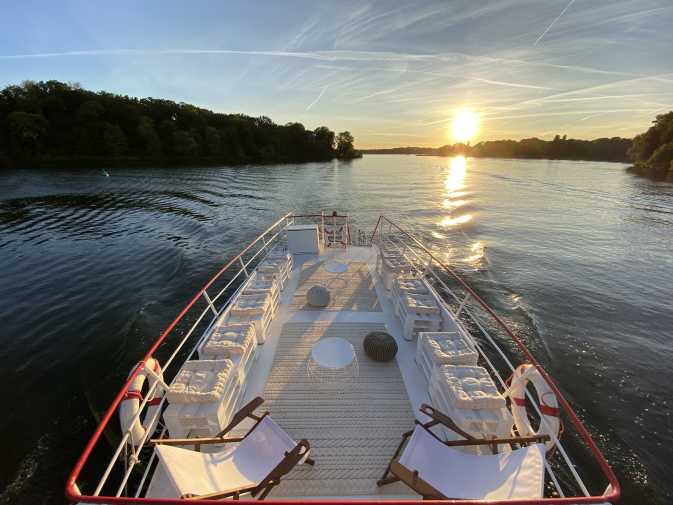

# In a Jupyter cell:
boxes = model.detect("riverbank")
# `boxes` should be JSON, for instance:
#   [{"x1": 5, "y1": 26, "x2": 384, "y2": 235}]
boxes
[
  {"x1": 362, "y1": 136, "x2": 632, "y2": 163},
  {"x1": 626, "y1": 162, "x2": 673, "y2": 181},
  {"x1": 0, "y1": 154, "x2": 361, "y2": 170},
  {"x1": 0, "y1": 81, "x2": 360, "y2": 170}
]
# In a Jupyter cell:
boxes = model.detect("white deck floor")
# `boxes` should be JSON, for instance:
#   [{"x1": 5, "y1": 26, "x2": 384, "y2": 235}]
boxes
[{"x1": 147, "y1": 246, "x2": 441, "y2": 500}]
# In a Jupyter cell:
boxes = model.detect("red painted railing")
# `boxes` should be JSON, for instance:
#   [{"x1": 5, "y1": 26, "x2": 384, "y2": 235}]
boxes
[{"x1": 65, "y1": 213, "x2": 620, "y2": 505}]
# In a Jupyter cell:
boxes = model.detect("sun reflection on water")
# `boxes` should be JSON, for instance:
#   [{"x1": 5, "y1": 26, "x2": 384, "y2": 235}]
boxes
[{"x1": 439, "y1": 156, "x2": 472, "y2": 227}]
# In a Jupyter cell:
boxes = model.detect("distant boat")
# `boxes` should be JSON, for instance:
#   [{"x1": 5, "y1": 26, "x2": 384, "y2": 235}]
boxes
[{"x1": 101, "y1": 169, "x2": 110, "y2": 177}]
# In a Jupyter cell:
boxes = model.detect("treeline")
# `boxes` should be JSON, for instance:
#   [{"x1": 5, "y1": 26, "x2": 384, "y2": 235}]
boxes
[
  {"x1": 627, "y1": 112, "x2": 673, "y2": 180},
  {"x1": 0, "y1": 80, "x2": 360, "y2": 169},
  {"x1": 363, "y1": 135, "x2": 632, "y2": 163}
]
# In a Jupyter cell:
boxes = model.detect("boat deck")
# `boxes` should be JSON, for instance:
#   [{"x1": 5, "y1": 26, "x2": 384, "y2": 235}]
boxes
[{"x1": 147, "y1": 246, "x2": 442, "y2": 499}]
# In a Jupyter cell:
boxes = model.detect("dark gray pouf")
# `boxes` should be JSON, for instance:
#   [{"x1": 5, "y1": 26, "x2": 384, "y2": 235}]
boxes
[
  {"x1": 307, "y1": 285, "x2": 330, "y2": 308},
  {"x1": 363, "y1": 331, "x2": 398, "y2": 362}
]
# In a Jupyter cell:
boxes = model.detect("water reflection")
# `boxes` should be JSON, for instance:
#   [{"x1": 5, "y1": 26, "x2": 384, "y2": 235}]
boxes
[
  {"x1": 439, "y1": 156, "x2": 472, "y2": 227},
  {"x1": 465, "y1": 240, "x2": 486, "y2": 263}
]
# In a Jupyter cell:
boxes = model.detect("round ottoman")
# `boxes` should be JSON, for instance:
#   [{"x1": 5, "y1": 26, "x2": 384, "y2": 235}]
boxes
[
  {"x1": 363, "y1": 331, "x2": 398, "y2": 362},
  {"x1": 307, "y1": 285, "x2": 330, "y2": 308}
]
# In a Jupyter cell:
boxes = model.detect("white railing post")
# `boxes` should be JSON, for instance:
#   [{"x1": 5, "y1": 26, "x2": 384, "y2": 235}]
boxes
[
  {"x1": 143, "y1": 361, "x2": 169, "y2": 391},
  {"x1": 202, "y1": 290, "x2": 218, "y2": 316},
  {"x1": 455, "y1": 292, "x2": 471, "y2": 316},
  {"x1": 239, "y1": 256, "x2": 249, "y2": 277}
]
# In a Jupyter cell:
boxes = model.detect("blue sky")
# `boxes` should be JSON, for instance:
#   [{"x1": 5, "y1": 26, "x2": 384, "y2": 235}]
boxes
[{"x1": 1, "y1": 0, "x2": 672, "y2": 148}]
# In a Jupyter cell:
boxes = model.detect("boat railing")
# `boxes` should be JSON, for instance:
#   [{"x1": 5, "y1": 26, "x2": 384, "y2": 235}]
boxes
[
  {"x1": 370, "y1": 215, "x2": 620, "y2": 504},
  {"x1": 66, "y1": 212, "x2": 296, "y2": 503},
  {"x1": 66, "y1": 211, "x2": 620, "y2": 504}
]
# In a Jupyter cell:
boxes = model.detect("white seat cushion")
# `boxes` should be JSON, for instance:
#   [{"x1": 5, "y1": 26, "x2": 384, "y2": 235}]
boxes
[
  {"x1": 230, "y1": 293, "x2": 271, "y2": 316},
  {"x1": 202, "y1": 323, "x2": 256, "y2": 358},
  {"x1": 401, "y1": 293, "x2": 439, "y2": 315},
  {"x1": 244, "y1": 276, "x2": 277, "y2": 295},
  {"x1": 399, "y1": 426, "x2": 545, "y2": 500},
  {"x1": 395, "y1": 278, "x2": 428, "y2": 294},
  {"x1": 432, "y1": 365, "x2": 505, "y2": 410},
  {"x1": 420, "y1": 332, "x2": 478, "y2": 366},
  {"x1": 156, "y1": 416, "x2": 298, "y2": 498},
  {"x1": 167, "y1": 360, "x2": 235, "y2": 404}
]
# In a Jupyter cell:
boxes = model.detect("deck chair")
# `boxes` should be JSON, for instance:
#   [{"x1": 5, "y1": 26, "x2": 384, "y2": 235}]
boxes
[
  {"x1": 151, "y1": 397, "x2": 313, "y2": 500},
  {"x1": 378, "y1": 404, "x2": 549, "y2": 500}
]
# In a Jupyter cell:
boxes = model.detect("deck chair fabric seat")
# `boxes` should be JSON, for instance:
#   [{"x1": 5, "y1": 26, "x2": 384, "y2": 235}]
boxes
[
  {"x1": 156, "y1": 416, "x2": 304, "y2": 499},
  {"x1": 398, "y1": 425, "x2": 545, "y2": 500}
]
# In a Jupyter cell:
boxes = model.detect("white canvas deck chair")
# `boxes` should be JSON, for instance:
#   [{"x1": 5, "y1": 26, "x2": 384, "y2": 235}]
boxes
[
  {"x1": 151, "y1": 397, "x2": 313, "y2": 500},
  {"x1": 378, "y1": 404, "x2": 549, "y2": 500}
]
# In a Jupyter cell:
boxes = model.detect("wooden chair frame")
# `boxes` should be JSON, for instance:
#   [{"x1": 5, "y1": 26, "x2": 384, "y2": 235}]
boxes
[
  {"x1": 377, "y1": 404, "x2": 549, "y2": 500},
  {"x1": 151, "y1": 396, "x2": 314, "y2": 500}
]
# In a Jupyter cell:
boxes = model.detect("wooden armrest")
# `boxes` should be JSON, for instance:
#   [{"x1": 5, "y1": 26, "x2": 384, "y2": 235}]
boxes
[
  {"x1": 150, "y1": 436, "x2": 243, "y2": 447},
  {"x1": 216, "y1": 396, "x2": 265, "y2": 437},
  {"x1": 390, "y1": 460, "x2": 446, "y2": 500},
  {"x1": 441, "y1": 434, "x2": 550, "y2": 448},
  {"x1": 183, "y1": 484, "x2": 257, "y2": 500},
  {"x1": 419, "y1": 404, "x2": 476, "y2": 441}
]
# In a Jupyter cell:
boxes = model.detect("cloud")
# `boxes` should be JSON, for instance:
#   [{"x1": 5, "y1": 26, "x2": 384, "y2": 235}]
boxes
[
  {"x1": 0, "y1": 47, "x2": 636, "y2": 78},
  {"x1": 305, "y1": 85, "x2": 328, "y2": 111},
  {"x1": 533, "y1": 0, "x2": 577, "y2": 46}
]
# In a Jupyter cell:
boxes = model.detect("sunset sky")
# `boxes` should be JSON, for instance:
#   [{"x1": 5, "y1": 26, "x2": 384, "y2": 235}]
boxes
[{"x1": 1, "y1": 0, "x2": 672, "y2": 148}]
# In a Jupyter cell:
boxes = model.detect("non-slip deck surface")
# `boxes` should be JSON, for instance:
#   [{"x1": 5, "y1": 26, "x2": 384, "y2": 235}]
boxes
[
  {"x1": 291, "y1": 261, "x2": 381, "y2": 312},
  {"x1": 262, "y1": 321, "x2": 415, "y2": 497}
]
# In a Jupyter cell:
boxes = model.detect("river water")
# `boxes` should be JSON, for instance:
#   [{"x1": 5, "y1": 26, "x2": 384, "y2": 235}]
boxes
[{"x1": 0, "y1": 155, "x2": 671, "y2": 504}]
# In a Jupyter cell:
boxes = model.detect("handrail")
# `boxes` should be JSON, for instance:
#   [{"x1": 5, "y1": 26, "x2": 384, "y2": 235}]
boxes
[
  {"x1": 65, "y1": 212, "x2": 619, "y2": 505},
  {"x1": 371, "y1": 215, "x2": 621, "y2": 504},
  {"x1": 66, "y1": 212, "x2": 293, "y2": 502}
]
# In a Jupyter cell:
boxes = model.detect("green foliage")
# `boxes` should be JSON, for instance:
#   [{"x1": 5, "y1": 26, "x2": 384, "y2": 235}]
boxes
[
  {"x1": 7, "y1": 111, "x2": 49, "y2": 155},
  {"x1": 0, "y1": 80, "x2": 352, "y2": 167},
  {"x1": 103, "y1": 123, "x2": 128, "y2": 157},
  {"x1": 628, "y1": 111, "x2": 673, "y2": 180},
  {"x1": 365, "y1": 136, "x2": 632, "y2": 162},
  {"x1": 336, "y1": 131, "x2": 361, "y2": 159}
]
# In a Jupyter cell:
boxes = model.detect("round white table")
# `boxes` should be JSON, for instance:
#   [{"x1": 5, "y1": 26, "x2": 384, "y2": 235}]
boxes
[
  {"x1": 307, "y1": 337, "x2": 359, "y2": 382},
  {"x1": 325, "y1": 261, "x2": 348, "y2": 273}
]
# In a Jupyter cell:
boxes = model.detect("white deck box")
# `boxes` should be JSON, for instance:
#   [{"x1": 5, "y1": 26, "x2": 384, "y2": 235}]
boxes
[{"x1": 287, "y1": 224, "x2": 320, "y2": 254}]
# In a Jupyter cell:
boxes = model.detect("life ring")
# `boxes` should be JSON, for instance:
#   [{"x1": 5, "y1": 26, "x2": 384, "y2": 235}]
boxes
[
  {"x1": 119, "y1": 358, "x2": 163, "y2": 446},
  {"x1": 509, "y1": 363, "x2": 560, "y2": 449}
]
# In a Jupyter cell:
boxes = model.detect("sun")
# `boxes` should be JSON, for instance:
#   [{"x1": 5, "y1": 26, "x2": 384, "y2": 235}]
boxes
[{"x1": 451, "y1": 109, "x2": 479, "y2": 143}]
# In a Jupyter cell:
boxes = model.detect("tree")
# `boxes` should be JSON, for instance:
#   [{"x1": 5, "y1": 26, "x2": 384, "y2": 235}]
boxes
[
  {"x1": 336, "y1": 131, "x2": 358, "y2": 159},
  {"x1": 314, "y1": 126, "x2": 335, "y2": 155},
  {"x1": 77, "y1": 100, "x2": 104, "y2": 123},
  {"x1": 173, "y1": 130, "x2": 198, "y2": 157},
  {"x1": 7, "y1": 111, "x2": 48, "y2": 155},
  {"x1": 137, "y1": 116, "x2": 162, "y2": 156},
  {"x1": 103, "y1": 123, "x2": 128, "y2": 157},
  {"x1": 0, "y1": 80, "x2": 358, "y2": 167},
  {"x1": 204, "y1": 126, "x2": 221, "y2": 156}
]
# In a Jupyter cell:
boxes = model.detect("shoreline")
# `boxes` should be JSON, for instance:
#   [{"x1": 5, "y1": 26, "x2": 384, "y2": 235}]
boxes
[
  {"x1": 362, "y1": 152, "x2": 630, "y2": 164},
  {"x1": 0, "y1": 154, "x2": 362, "y2": 170}
]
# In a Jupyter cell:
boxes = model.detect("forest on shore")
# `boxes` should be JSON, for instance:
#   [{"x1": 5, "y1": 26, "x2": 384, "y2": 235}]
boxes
[
  {"x1": 627, "y1": 112, "x2": 673, "y2": 181},
  {"x1": 0, "y1": 80, "x2": 361, "y2": 169},
  {"x1": 363, "y1": 135, "x2": 632, "y2": 163}
]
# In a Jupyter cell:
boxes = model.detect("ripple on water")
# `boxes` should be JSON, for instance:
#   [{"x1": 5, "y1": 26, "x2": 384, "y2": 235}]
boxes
[{"x1": 0, "y1": 160, "x2": 671, "y2": 503}]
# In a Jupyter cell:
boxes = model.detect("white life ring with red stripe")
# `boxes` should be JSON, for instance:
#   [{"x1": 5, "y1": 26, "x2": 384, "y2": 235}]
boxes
[
  {"x1": 119, "y1": 358, "x2": 163, "y2": 446},
  {"x1": 509, "y1": 363, "x2": 560, "y2": 449}
]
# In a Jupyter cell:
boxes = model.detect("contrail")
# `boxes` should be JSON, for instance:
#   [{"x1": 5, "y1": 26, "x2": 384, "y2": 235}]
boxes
[
  {"x1": 533, "y1": 0, "x2": 576, "y2": 46},
  {"x1": 305, "y1": 85, "x2": 328, "y2": 111}
]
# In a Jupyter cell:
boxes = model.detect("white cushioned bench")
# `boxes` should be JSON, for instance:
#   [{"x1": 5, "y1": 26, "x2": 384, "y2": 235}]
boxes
[
  {"x1": 164, "y1": 359, "x2": 241, "y2": 438},
  {"x1": 416, "y1": 331, "x2": 478, "y2": 382}
]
